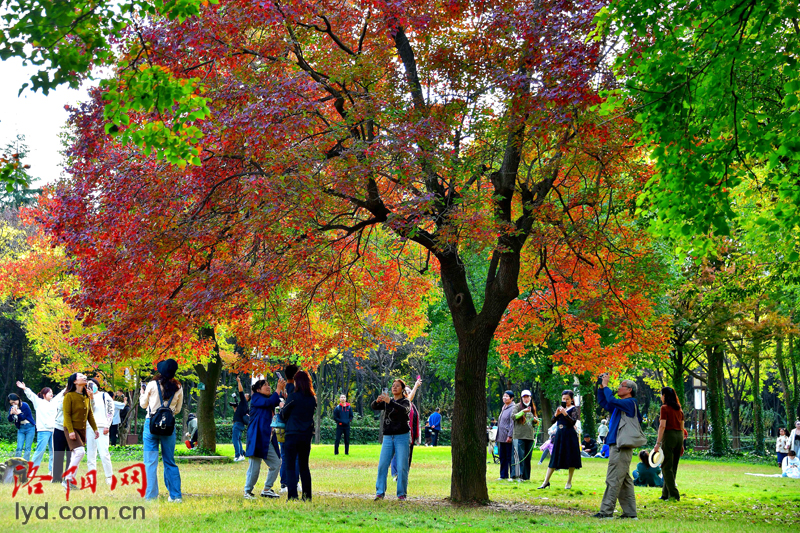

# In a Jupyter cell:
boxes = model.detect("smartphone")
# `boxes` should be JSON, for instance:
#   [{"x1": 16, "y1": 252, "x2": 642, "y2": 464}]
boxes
[
  {"x1": 275, "y1": 371, "x2": 283, "y2": 381},
  {"x1": 382, "y1": 388, "x2": 389, "y2": 395},
  {"x1": 416, "y1": 375, "x2": 421, "y2": 381},
  {"x1": 561, "y1": 401, "x2": 567, "y2": 408}
]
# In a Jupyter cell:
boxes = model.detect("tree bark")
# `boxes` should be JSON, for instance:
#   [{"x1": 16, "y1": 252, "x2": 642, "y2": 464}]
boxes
[
  {"x1": 450, "y1": 332, "x2": 492, "y2": 503},
  {"x1": 194, "y1": 326, "x2": 223, "y2": 451},
  {"x1": 751, "y1": 336, "x2": 764, "y2": 455},
  {"x1": 671, "y1": 343, "x2": 687, "y2": 407},
  {"x1": 707, "y1": 344, "x2": 729, "y2": 456},
  {"x1": 579, "y1": 375, "x2": 597, "y2": 440}
]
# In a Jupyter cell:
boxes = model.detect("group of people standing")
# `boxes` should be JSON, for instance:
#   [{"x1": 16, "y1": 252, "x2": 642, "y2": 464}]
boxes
[
  {"x1": 7, "y1": 374, "x2": 130, "y2": 491},
  {"x1": 7, "y1": 360, "x2": 182, "y2": 501},
  {"x1": 495, "y1": 375, "x2": 686, "y2": 520},
  {"x1": 496, "y1": 388, "x2": 582, "y2": 489},
  {"x1": 241, "y1": 364, "x2": 318, "y2": 501}
]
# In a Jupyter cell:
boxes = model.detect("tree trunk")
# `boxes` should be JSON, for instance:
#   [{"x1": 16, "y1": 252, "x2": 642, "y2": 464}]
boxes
[
  {"x1": 450, "y1": 333, "x2": 492, "y2": 503},
  {"x1": 579, "y1": 375, "x2": 597, "y2": 440},
  {"x1": 707, "y1": 344, "x2": 729, "y2": 456},
  {"x1": 752, "y1": 336, "x2": 764, "y2": 455},
  {"x1": 181, "y1": 379, "x2": 191, "y2": 444},
  {"x1": 539, "y1": 381, "x2": 554, "y2": 432},
  {"x1": 194, "y1": 326, "x2": 224, "y2": 451},
  {"x1": 671, "y1": 344, "x2": 687, "y2": 407}
]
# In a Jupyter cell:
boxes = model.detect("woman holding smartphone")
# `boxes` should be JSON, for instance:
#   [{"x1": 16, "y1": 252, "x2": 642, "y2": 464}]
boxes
[
  {"x1": 512, "y1": 390, "x2": 539, "y2": 482},
  {"x1": 538, "y1": 390, "x2": 581, "y2": 489},
  {"x1": 372, "y1": 379, "x2": 412, "y2": 500}
]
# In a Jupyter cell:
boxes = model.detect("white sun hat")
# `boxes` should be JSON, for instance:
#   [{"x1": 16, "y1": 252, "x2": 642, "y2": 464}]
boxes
[
  {"x1": 649, "y1": 448, "x2": 664, "y2": 467},
  {"x1": 521, "y1": 390, "x2": 532, "y2": 397}
]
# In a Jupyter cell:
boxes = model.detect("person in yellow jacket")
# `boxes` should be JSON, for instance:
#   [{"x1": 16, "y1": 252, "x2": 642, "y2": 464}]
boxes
[{"x1": 62, "y1": 373, "x2": 99, "y2": 491}]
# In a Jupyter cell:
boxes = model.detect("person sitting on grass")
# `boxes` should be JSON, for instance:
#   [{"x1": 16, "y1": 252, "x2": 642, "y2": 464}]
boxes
[
  {"x1": 633, "y1": 450, "x2": 664, "y2": 487},
  {"x1": 782, "y1": 450, "x2": 800, "y2": 479},
  {"x1": 580, "y1": 434, "x2": 598, "y2": 458}
]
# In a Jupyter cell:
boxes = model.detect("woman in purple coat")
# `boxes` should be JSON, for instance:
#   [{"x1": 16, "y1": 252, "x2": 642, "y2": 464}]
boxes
[
  {"x1": 243, "y1": 377, "x2": 286, "y2": 499},
  {"x1": 496, "y1": 390, "x2": 516, "y2": 480}
]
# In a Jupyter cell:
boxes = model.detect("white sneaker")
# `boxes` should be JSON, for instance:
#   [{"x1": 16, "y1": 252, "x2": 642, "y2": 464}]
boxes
[
  {"x1": 244, "y1": 492, "x2": 257, "y2": 500},
  {"x1": 261, "y1": 489, "x2": 280, "y2": 498},
  {"x1": 392, "y1": 475, "x2": 397, "y2": 482},
  {"x1": 168, "y1": 497, "x2": 182, "y2": 503}
]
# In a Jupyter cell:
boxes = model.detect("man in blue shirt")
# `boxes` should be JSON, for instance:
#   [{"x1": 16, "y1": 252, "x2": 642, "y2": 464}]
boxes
[
  {"x1": 594, "y1": 374, "x2": 640, "y2": 519},
  {"x1": 426, "y1": 408, "x2": 442, "y2": 446}
]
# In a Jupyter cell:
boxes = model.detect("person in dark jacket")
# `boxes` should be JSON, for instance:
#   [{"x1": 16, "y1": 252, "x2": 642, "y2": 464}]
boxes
[
  {"x1": 333, "y1": 394, "x2": 354, "y2": 455},
  {"x1": 281, "y1": 370, "x2": 316, "y2": 501},
  {"x1": 8, "y1": 393, "x2": 36, "y2": 462},
  {"x1": 243, "y1": 377, "x2": 285, "y2": 499},
  {"x1": 496, "y1": 391, "x2": 516, "y2": 480},
  {"x1": 372, "y1": 379, "x2": 412, "y2": 501},
  {"x1": 391, "y1": 381, "x2": 422, "y2": 480},
  {"x1": 279, "y1": 363, "x2": 299, "y2": 493},
  {"x1": 232, "y1": 376, "x2": 250, "y2": 462},
  {"x1": 581, "y1": 435, "x2": 598, "y2": 457}
]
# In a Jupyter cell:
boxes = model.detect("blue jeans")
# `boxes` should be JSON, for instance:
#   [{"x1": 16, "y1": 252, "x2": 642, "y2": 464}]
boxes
[
  {"x1": 376, "y1": 433, "x2": 409, "y2": 497},
  {"x1": 143, "y1": 423, "x2": 181, "y2": 500},
  {"x1": 31, "y1": 430, "x2": 53, "y2": 470},
  {"x1": 232, "y1": 421, "x2": 245, "y2": 458},
  {"x1": 16, "y1": 424, "x2": 35, "y2": 461}
]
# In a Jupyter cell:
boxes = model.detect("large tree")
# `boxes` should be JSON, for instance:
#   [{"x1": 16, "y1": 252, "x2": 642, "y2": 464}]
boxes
[{"x1": 25, "y1": 0, "x2": 648, "y2": 501}]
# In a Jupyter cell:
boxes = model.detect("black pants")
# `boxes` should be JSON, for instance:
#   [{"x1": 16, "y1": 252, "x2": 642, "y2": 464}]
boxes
[
  {"x1": 51, "y1": 429, "x2": 72, "y2": 483},
  {"x1": 499, "y1": 441, "x2": 513, "y2": 478},
  {"x1": 109, "y1": 424, "x2": 119, "y2": 446},
  {"x1": 284, "y1": 433, "x2": 312, "y2": 500},
  {"x1": 334, "y1": 424, "x2": 350, "y2": 455},
  {"x1": 431, "y1": 429, "x2": 440, "y2": 446}
]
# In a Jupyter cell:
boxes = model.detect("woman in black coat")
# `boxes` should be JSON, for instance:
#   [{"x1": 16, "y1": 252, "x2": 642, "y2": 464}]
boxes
[
  {"x1": 280, "y1": 371, "x2": 317, "y2": 501},
  {"x1": 538, "y1": 390, "x2": 581, "y2": 489}
]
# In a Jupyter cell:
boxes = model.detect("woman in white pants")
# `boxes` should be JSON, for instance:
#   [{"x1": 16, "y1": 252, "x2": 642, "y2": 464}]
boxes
[
  {"x1": 86, "y1": 379, "x2": 115, "y2": 485},
  {"x1": 17, "y1": 381, "x2": 63, "y2": 474},
  {"x1": 62, "y1": 373, "x2": 99, "y2": 491}
]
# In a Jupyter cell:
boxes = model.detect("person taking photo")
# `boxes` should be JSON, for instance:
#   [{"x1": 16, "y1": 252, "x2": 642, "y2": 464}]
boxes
[{"x1": 594, "y1": 373, "x2": 641, "y2": 519}]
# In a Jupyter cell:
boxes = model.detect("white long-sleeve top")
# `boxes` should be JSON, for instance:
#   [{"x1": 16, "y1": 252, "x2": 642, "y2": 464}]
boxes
[
  {"x1": 91, "y1": 390, "x2": 115, "y2": 429},
  {"x1": 140, "y1": 381, "x2": 183, "y2": 419},
  {"x1": 23, "y1": 387, "x2": 63, "y2": 432}
]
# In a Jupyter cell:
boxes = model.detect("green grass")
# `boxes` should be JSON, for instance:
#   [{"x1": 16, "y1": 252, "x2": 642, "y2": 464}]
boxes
[{"x1": 1, "y1": 444, "x2": 797, "y2": 532}]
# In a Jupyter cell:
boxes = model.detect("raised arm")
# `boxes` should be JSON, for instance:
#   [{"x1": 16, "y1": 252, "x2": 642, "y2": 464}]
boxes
[
  {"x1": 19, "y1": 383, "x2": 40, "y2": 409},
  {"x1": 407, "y1": 378, "x2": 422, "y2": 402}
]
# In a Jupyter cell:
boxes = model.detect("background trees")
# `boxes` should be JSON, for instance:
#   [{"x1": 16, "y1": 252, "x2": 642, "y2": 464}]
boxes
[{"x1": 1, "y1": 0, "x2": 799, "y2": 502}]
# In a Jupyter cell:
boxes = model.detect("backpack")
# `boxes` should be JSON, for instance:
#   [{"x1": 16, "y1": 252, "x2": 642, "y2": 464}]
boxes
[{"x1": 149, "y1": 383, "x2": 176, "y2": 437}]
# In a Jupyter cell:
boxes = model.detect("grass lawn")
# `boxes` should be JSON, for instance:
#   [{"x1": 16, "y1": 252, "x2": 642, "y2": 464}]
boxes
[{"x1": 1, "y1": 444, "x2": 798, "y2": 532}]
